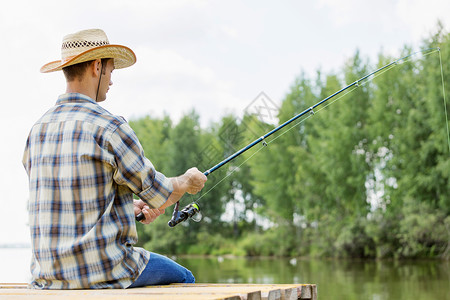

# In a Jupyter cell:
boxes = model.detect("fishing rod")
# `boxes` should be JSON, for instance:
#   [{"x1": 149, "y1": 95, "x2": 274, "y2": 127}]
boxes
[{"x1": 136, "y1": 47, "x2": 440, "y2": 226}]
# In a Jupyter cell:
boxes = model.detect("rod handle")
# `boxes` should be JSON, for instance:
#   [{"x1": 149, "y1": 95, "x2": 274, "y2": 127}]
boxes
[{"x1": 136, "y1": 212, "x2": 145, "y2": 222}]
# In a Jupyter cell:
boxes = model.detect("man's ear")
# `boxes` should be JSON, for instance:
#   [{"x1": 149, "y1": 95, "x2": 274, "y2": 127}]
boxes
[{"x1": 92, "y1": 59, "x2": 102, "y2": 77}]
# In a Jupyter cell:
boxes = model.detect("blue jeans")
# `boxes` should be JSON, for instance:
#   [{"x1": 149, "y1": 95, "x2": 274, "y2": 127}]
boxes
[{"x1": 128, "y1": 252, "x2": 195, "y2": 288}]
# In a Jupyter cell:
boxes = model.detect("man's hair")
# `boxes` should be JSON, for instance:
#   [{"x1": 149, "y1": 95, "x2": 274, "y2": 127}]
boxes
[{"x1": 62, "y1": 58, "x2": 110, "y2": 82}]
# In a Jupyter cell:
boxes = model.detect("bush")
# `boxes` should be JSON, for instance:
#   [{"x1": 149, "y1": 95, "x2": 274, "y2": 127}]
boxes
[{"x1": 397, "y1": 200, "x2": 449, "y2": 258}]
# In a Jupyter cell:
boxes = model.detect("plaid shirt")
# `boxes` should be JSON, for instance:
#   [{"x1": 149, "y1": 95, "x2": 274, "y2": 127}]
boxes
[{"x1": 22, "y1": 93, "x2": 173, "y2": 289}]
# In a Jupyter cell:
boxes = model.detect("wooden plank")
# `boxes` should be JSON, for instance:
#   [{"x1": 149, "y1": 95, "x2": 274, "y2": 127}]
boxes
[
  {"x1": 300, "y1": 284, "x2": 311, "y2": 299},
  {"x1": 0, "y1": 288, "x2": 241, "y2": 300},
  {"x1": 172, "y1": 284, "x2": 303, "y2": 300},
  {"x1": 246, "y1": 290, "x2": 262, "y2": 300},
  {"x1": 0, "y1": 286, "x2": 256, "y2": 300},
  {"x1": 264, "y1": 289, "x2": 281, "y2": 300},
  {"x1": 181, "y1": 284, "x2": 315, "y2": 299},
  {"x1": 131, "y1": 286, "x2": 261, "y2": 298},
  {"x1": 0, "y1": 283, "x2": 28, "y2": 289},
  {"x1": 283, "y1": 288, "x2": 297, "y2": 300},
  {"x1": 259, "y1": 287, "x2": 300, "y2": 300},
  {"x1": 142, "y1": 284, "x2": 317, "y2": 300},
  {"x1": 311, "y1": 285, "x2": 318, "y2": 300},
  {"x1": 298, "y1": 284, "x2": 318, "y2": 300},
  {"x1": 0, "y1": 283, "x2": 317, "y2": 300},
  {"x1": 0, "y1": 293, "x2": 241, "y2": 300}
]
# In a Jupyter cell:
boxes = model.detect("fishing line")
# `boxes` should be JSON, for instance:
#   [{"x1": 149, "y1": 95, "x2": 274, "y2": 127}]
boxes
[
  {"x1": 136, "y1": 48, "x2": 445, "y2": 225},
  {"x1": 438, "y1": 48, "x2": 450, "y2": 153},
  {"x1": 263, "y1": 48, "x2": 441, "y2": 148},
  {"x1": 193, "y1": 143, "x2": 265, "y2": 203},
  {"x1": 194, "y1": 81, "x2": 361, "y2": 203},
  {"x1": 194, "y1": 48, "x2": 442, "y2": 204}
]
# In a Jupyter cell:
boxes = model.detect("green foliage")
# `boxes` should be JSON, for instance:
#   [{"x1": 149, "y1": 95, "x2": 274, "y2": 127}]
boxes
[
  {"x1": 397, "y1": 199, "x2": 449, "y2": 258},
  {"x1": 129, "y1": 28, "x2": 450, "y2": 260}
]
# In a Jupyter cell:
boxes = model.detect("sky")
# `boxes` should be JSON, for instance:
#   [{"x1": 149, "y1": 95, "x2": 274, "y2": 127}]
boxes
[{"x1": 0, "y1": 0, "x2": 449, "y2": 245}]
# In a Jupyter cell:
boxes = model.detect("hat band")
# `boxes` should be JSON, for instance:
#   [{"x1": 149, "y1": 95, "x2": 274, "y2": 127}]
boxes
[{"x1": 62, "y1": 40, "x2": 109, "y2": 50}]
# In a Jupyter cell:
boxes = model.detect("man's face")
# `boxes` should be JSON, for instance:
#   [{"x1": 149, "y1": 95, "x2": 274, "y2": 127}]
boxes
[{"x1": 97, "y1": 59, "x2": 115, "y2": 102}]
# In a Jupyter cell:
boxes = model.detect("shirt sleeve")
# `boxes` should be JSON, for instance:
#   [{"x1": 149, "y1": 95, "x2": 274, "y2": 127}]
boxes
[
  {"x1": 22, "y1": 136, "x2": 31, "y2": 175},
  {"x1": 109, "y1": 122, "x2": 173, "y2": 208}
]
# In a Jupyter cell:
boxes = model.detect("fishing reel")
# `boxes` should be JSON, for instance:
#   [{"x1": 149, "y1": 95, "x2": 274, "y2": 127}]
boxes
[
  {"x1": 168, "y1": 202, "x2": 202, "y2": 227},
  {"x1": 135, "y1": 201, "x2": 202, "y2": 225}
]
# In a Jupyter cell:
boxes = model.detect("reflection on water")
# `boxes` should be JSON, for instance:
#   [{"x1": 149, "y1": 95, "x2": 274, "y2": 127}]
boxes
[
  {"x1": 2, "y1": 248, "x2": 448, "y2": 299},
  {"x1": 177, "y1": 256, "x2": 449, "y2": 300}
]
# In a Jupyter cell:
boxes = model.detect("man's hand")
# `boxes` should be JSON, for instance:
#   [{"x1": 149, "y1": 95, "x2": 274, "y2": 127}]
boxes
[
  {"x1": 182, "y1": 167, "x2": 208, "y2": 195},
  {"x1": 159, "y1": 167, "x2": 207, "y2": 209},
  {"x1": 133, "y1": 199, "x2": 165, "y2": 224}
]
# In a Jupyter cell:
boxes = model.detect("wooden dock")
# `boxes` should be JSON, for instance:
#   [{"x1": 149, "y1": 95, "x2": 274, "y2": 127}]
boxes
[{"x1": 0, "y1": 283, "x2": 317, "y2": 300}]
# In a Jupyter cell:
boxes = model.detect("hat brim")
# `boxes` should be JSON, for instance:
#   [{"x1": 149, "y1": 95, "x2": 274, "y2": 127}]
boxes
[{"x1": 40, "y1": 44, "x2": 136, "y2": 73}]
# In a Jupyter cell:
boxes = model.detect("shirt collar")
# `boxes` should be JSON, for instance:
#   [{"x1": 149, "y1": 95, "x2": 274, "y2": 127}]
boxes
[{"x1": 56, "y1": 93, "x2": 97, "y2": 105}]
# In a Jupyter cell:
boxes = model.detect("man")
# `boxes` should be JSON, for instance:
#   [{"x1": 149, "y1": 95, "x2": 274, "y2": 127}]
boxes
[{"x1": 22, "y1": 29, "x2": 207, "y2": 289}]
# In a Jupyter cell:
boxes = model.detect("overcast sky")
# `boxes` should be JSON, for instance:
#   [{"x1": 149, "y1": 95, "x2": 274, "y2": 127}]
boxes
[{"x1": 0, "y1": 0, "x2": 449, "y2": 245}]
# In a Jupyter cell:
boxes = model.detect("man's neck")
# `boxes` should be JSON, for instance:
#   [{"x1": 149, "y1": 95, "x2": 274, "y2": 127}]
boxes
[{"x1": 66, "y1": 79, "x2": 97, "y2": 101}]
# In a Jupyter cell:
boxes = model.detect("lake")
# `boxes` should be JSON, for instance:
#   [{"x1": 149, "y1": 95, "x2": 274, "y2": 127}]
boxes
[{"x1": 1, "y1": 248, "x2": 448, "y2": 299}]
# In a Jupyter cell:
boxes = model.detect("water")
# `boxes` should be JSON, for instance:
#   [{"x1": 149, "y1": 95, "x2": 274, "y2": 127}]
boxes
[
  {"x1": 0, "y1": 248, "x2": 32, "y2": 284},
  {"x1": 176, "y1": 256, "x2": 449, "y2": 299},
  {"x1": 2, "y1": 248, "x2": 448, "y2": 299}
]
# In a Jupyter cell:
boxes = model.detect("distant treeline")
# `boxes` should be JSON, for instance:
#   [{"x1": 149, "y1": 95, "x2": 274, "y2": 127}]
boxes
[{"x1": 131, "y1": 26, "x2": 449, "y2": 259}]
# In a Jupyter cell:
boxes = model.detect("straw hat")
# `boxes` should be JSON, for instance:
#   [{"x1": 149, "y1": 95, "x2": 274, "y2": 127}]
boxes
[{"x1": 40, "y1": 29, "x2": 136, "y2": 73}]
